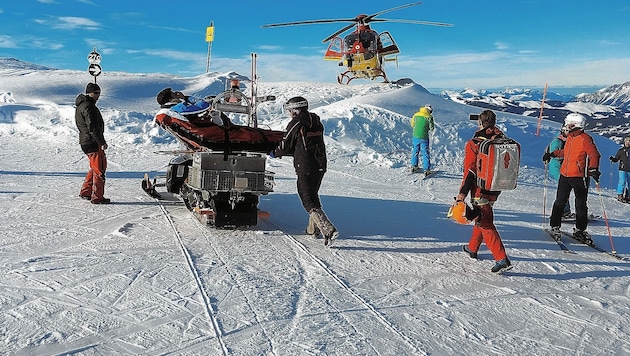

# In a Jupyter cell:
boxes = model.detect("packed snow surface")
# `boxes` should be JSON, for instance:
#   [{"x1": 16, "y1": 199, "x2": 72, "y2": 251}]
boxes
[{"x1": 1, "y1": 66, "x2": 629, "y2": 355}]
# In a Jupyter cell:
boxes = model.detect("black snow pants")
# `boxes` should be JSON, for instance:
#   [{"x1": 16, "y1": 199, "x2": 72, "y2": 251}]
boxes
[
  {"x1": 296, "y1": 170, "x2": 324, "y2": 212},
  {"x1": 550, "y1": 175, "x2": 590, "y2": 231}
]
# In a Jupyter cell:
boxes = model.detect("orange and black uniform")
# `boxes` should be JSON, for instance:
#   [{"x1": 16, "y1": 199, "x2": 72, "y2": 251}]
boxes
[
  {"x1": 549, "y1": 129, "x2": 600, "y2": 231},
  {"x1": 75, "y1": 93, "x2": 107, "y2": 201},
  {"x1": 458, "y1": 126, "x2": 508, "y2": 261}
]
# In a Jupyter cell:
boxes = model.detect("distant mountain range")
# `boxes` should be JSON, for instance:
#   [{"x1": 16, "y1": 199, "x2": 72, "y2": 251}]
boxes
[
  {"x1": 439, "y1": 84, "x2": 630, "y2": 143},
  {"x1": 0, "y1": 57, "x2": 56, "y2": 71},
  {"x1": 1, "y1": 56, "x2": 629, "y2": 143}
]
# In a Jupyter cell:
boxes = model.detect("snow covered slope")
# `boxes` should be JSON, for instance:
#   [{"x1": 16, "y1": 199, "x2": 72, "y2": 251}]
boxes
[{"x1": 1, "y1": 64, "x2": 629, "y2": 355}]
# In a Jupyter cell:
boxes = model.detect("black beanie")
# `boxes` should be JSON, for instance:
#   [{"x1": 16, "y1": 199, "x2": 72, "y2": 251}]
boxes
[
  {"x1": 156, "y1": 87, "x2": 173, "y2": 105},
  {"x1": 86, "y1": 82, "x2": 101, "y2": 94}
]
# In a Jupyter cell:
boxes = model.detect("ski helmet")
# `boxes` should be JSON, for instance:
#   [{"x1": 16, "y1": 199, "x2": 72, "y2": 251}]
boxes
[
  {"x1": 424, "y1": 104, "x2": 433, "y2": 113},
  {"x1": 564, "y1": 113, "x2": 586, "y2": 130},
  {"x1": 478, "y1": 110, "x2": 496, "y2": 128},
  {"x1": 156, "y1": 87, "x2": 173, "y2": 105},
  {"x1": 447, "y1": 201, "x2": 470, "y2": 225},
  {"x1": 284, "y1": 96, "x2": 308, "y2": 115}
]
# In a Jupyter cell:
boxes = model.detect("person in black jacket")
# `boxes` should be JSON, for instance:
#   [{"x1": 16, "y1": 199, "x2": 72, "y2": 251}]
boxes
[
  {"x1": 610, "y1": 136, "x2": 630, "y2": 202},
  {"x1": 75, "y1": 82, "x2": 110, "y2": 204},
  {"x1": 269, "y1": 96, "x2": 339, "y2": 245}
]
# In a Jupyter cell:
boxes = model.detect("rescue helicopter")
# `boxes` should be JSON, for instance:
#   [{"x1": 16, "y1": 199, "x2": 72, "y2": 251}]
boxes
[{"x1": 261, "y1": 2, "x2": 452, "y2": 84}]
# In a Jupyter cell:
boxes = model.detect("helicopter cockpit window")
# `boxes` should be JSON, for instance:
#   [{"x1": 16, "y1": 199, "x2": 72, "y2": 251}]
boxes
[
  {"x1": 345, "y1": 33, "x2": 359, "y2": 50},
  {"x1": 359, "y1": 31, "x2": 376, "y2": 50}
]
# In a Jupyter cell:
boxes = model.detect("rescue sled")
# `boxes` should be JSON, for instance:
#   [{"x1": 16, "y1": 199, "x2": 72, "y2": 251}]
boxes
[{"x1": 145, "y1": 53, "x2": 283, "y2": 228}]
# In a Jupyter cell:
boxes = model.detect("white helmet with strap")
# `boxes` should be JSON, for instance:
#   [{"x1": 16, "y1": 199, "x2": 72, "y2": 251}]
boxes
[{"x1": 564, "y1": 113, "x2": 586, "y2": 130}]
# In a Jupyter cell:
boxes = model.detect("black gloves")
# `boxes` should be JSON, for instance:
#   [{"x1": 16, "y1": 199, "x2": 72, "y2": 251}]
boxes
[
  {"x1": 610, "y1": 155, "x2": 617, "y2": 162},
  {"x1": 588, "y1": 168, "x2": 601, "y2": 183},
  {"x1": 465, "y1": 204, "x2": 481, "y2": 221},
  {"x1": 542, "y1": 152, "x2": 553, "y2": 163}
]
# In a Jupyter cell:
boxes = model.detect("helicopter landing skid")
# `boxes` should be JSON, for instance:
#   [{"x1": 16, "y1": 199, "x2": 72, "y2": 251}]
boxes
[{"x1": 337, "y1": 69, "x2": 389, "y2": 85}]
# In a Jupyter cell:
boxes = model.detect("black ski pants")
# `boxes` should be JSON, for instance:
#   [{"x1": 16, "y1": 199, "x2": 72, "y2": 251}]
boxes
[
  {"x1": 550, "y1": 175, "x2": 590, "y2": 231},
  {"x1": 296, "y1": 170, "x2": 324, "y2": 212}
]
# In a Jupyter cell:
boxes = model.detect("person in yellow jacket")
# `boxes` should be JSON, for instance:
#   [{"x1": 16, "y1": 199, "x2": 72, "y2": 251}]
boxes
[{"x1": 410, "y1": 104, "x2": 435, "y2": 176}]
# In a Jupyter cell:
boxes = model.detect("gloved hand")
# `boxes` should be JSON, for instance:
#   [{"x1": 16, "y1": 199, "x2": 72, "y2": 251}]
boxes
[
  {"x1": 465, "y1": 203, "x2": 482, "y2": 221},
  {"x1": 455, "y1": 193, "x2": 466, "y2": 202},
  {"x1": 542, "y1": 152, "x2": 553, "y2": 163},
  {"x1": 588, "y1": 168, "x2": 601, "y2": 183},
  {"x1": 269, "y1": 150, "x2": 276, "y2": 158},
  {"x1": 610, "y1": 155, "x2": 616, "y2": 162}
]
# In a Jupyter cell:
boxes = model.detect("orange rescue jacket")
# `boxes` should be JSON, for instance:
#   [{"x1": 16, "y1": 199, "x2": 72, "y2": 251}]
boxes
[{"x1": 552, "y1": 130, "x2": 600, "y2": 178}]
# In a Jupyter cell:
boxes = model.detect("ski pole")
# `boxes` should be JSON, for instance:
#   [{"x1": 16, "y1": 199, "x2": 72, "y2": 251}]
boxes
[
  {"x1": 595, "y1": 181, "x2": 616, "y2": 254},
  {"x1": 610, "y1": 160, "x2": 613, "y2": 189},
  {"x1": 542, "y1": 163, "x2": 548, "y2": 229}
]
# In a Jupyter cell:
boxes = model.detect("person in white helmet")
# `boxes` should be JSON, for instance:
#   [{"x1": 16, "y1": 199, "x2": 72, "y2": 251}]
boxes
[{"x1": 543, "y1": 113, "x2": 601, "y2": 243}]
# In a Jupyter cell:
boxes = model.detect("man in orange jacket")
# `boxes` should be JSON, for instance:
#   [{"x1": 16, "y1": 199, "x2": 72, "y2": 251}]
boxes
[
  {"x1": 457, "y1": 110, "x2": 511, "y2": 273},
  {"x1": 543, "y1": 113, "x2": 601, "y2": 243}
]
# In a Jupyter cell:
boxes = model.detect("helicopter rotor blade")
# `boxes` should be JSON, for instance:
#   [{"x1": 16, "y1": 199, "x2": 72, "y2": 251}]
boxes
[
  {"x1": 363, "y1": 1, "x2": 424, "y2": 23},
  {"x1": 369, "y1": 18, "x2": 454, "y2": 27},
  {"x1": 260, "y1": 18, "x2": 357, "y2": 28},
  {"x1": 262, "y1": 2, "x2": 450, "y2": 43},
  {"x1": 322, "y1": 23, "x2": 357, "y2": 43}
]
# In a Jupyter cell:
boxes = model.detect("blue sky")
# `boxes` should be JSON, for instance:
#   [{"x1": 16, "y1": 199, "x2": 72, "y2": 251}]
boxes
[{"x1": 1, "y1": 0, "x2": 629, "y2": 90}]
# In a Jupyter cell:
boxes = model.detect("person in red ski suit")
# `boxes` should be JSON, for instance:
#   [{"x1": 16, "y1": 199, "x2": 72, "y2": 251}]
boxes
[
  {"x1": 76, "y1": 82, "x2": 110, "y2": 204},
  {"x1": 457, "y1": 110, "x2": 510, "y2": 272}
]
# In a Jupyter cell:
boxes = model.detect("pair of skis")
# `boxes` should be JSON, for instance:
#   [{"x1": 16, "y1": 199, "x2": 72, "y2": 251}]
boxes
[
  {"x1": 409, "y1": 169, "x2": 439, "y2": 179},
  {"x1": 543, "y1": 228, "x2": 628, "y2": 261}
]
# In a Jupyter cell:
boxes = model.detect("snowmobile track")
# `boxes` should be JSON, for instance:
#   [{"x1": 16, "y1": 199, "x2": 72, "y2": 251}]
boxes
[
  {"x1": 264, "y1": 219, "x2": 426, "y2": 355},
  {"x1": 154, "y1": 200, "x2": 230, "y2": 356},
  {"x1": 152, "y1": 190, "x2": 424, "y2": 354}
]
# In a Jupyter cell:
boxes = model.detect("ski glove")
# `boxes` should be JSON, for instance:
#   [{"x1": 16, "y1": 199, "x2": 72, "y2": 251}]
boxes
[
  {"x1": 465, "y1": 203, "x2": 481, "y2": 221},
  {"x1": 610, "y1": 155, "x2": 617, "y2": 162},
  {"x1": 542, "y1": 152, "x2": 553, "y2": 163},
  {"x1": 588, "y1": 168, "x2": 601, "y2": 183}
]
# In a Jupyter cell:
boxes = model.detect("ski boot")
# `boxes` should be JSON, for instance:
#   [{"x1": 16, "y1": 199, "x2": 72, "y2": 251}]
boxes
[
  {"x1": 411, "y1": 166, "x2": 420, "y2": 173},
  {"x1": 491, "y1": 258, "x2": 512, "y2": 273},
  {"x1": 462, "y1": 245, "x2": 478, "y2": 259},
  {"x1": 305, "y1": 213, "x2": 321, "y2": 238},
  {"x1": 549, "y1": 226, "x2": 561, "y2": 241},
  {"x1": 424, "y1": 169, "x2": 432, "y2": 178},
  {"x1": 310, "y1": 208, "x2": 339, "y2": 247},
  {"x1": 573, "y1": 229, "x2": 593, "y2": 245}
]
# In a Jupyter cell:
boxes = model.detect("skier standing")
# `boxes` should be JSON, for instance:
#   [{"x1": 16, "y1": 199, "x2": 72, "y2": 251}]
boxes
[
  {"x1": 610, "y1": 136, "x2": 630, "y2": 202},
  {"x1": 410, "y1": 104, "x2": 434, "y2": 177},
  {"x1": 269, "y1": 96, "x2": 339, "y2": 245},
  {"x1": 76, "y1": 82, "x2": 110, "y2": 204},
  {"x1": 545, "y1": 125, "x2": 572, "y2": 217},
  {"x1": 542, "y1": 113, "x2": 601, "y2": 242},
  {"x1": 457, "y1": 110, "x2": 511, "y2": 273}
]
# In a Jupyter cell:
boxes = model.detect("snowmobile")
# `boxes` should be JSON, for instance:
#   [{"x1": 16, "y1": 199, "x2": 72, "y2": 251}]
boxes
[{"x1": 144, "y1": 53, "x2": 284, "y2": 228}]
